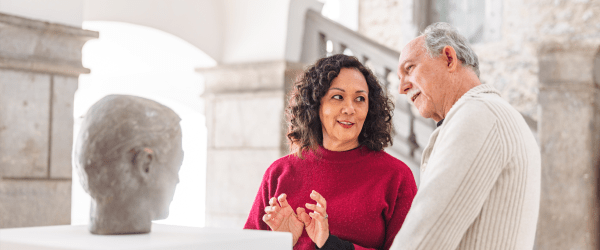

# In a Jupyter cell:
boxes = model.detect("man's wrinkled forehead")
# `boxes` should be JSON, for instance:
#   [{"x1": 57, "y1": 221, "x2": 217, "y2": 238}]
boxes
[
  {"x1": 399, "y1": 36, "x2": 425, "y2": 65},
  {"x1": 397, "y1": 36, "x2": 425, "y2": 78}
]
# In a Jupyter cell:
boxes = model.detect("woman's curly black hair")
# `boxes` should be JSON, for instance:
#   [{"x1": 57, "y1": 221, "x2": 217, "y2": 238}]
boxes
[{"x1": 286, "y1": 54, "x2": 394, "y2": 157}]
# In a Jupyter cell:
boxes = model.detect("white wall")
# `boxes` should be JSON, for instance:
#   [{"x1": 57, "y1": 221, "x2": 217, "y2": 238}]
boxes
[
  {"x1": 84, "y1": 0, "x2": 224, "y2": 63},
  {"x1": 321, "y1": 0, "x2": 358, "y2": 31},
  {"x1": 221, "y1": 0, "x2": 322, "y2": 63},
  {"x1": 1, "y1": 0, "x2": 324, "y2": 64},
  {"x1": 285, "y1": 0, "x2": 324, "y2": 62},
  {"x1": 0, "y1": 0, "x2": 83, "y2": 27},
  {"x1": 84, "y1": 0, "x2": 322, "y2": 64},
  {"x1": 220, "y1": 0, "x2": 290, "y2": 63}
]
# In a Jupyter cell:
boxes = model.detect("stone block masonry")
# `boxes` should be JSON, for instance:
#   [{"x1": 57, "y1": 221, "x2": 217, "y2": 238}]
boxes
[
  {"x1": 0, "y1": 13, "x2": 97, "y2": 228},
  {"x1": 198, "y1": 61, "x2": 305, "y2": 228},
  {"x1": 536, "y1": 42, "x2": 600, "y2": 250}
]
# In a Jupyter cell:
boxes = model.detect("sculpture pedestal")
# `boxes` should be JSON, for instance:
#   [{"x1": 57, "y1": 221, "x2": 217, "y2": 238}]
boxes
[{"x1": 0, "y1": 224, "x2": 291, "y2": 249}]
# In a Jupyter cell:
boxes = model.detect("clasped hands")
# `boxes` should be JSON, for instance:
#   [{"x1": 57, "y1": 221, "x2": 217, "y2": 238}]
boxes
[{"x1": 262, "y1": 190, "x2": 329, "y2": 247}]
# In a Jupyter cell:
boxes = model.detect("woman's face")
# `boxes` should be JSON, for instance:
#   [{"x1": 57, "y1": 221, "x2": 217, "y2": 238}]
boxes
[{"x1": 319, "y1": 68, "x2": 369, "y2": 151}]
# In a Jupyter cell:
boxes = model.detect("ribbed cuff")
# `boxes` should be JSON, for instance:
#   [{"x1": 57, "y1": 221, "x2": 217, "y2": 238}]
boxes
[{"x1": 315, "y1": 233, "x2": 355, "y2": 250}]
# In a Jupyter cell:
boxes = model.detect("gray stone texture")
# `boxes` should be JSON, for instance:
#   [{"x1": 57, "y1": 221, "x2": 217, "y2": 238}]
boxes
[
  {"x1": 358, "y1": 0, "x2": 404, "y2": 51},
  {"x1": 0, "y1": 13, "x2": 98, "y2": 76},
  {"x1": 211, "y1": 92, "x2": 284, "y2": 149},
  {"x1": 201, "y1": 62, "x2": 291, "y2": 94},
  {"x1": 73, "y1": 95, "x2": 184, "y2": 235},
  {"x1": 0, "y1": 70, "x2": 50, "y2": 178},
  {"x1": 0, "y1": 179, "x2": 71, "y2": 228},
  {"x1": 0, "y1": 14, "x2": 96, "y2": 228},
  {"x1": 358, "y1": 0, "x2": 600, "y2": 122},
  {"x1": 50, "y1": 76, "x2": 78, "y2": 178},
  {"x1": 199, "y1": 61, "x2": 304, "y2": 228},
  {"x1": 536, "y1": 43, "x2": 600, "y2": 250},
  {"x1": 205, "y1": 149, "x2": 281, "y2": 228}
]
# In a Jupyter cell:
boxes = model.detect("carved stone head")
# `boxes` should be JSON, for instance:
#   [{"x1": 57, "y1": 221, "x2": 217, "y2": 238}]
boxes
[{"x1": 74, "y1": 95, "x2": 183, "y2": 234}]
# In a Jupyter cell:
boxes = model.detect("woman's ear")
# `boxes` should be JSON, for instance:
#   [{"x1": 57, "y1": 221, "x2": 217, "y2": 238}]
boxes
[{"x1": 131, "y1": 147, "x2": 154, "y2": 181}]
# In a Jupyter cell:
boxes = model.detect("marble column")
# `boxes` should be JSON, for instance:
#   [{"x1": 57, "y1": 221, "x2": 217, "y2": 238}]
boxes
[
  {"x1": 0, "y1": 13, "x2": 97, "y2": 228},
  {"x1": 197, "y1": 61, "x2": 304, "y2": 228},
  {"x1": 536, "y1": 42, "x2": 600, "y2": 250}
]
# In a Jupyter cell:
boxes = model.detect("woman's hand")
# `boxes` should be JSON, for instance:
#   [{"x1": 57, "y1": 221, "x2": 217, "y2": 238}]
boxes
[
  {"x1": 298, "y1": 190, "x2": 330, "y2": 248},
  {"x1": 262, "y1": 193, "x2": 305, "y2": 246}
]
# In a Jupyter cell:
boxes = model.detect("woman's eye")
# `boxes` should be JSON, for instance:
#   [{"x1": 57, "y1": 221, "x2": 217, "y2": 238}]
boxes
[
  {"x1": 407, "y1": 65, "x2": 414, "y2": 72},
  {"x1": 333, "y1": 95, "x2": 342, "y2": 100},
  {"x1": 356, "y1": 96, "x2": 365, "y2": 102}
]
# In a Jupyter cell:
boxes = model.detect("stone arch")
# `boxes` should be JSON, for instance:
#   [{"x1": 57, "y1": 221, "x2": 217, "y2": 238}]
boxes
[
  {"x1": 83, "y1": 0, "x2": 223, "y2": 62},
  {"x1": 72, "y1": 21, "x2": 214, "y2": 227}
]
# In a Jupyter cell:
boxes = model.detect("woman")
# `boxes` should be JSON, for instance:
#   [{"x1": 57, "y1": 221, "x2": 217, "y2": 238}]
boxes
[{"x1": 244, "y1": 54, "x2": 417, "y2": 250}]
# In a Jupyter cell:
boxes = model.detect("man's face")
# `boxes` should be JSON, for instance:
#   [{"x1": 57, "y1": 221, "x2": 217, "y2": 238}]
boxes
[{"x1": 397, "y1": 36, "x2": 450, "y2": 122}]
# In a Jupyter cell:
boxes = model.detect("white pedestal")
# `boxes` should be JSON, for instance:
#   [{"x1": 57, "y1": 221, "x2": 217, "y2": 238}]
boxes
[{"x1": 0, "y1": 224, "x2": 291, "y2": 249}]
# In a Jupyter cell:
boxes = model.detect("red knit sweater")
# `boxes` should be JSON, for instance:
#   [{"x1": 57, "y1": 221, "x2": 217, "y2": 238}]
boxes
[{"x1": 244, "y1": 146, "x2": 417, "y2": 250}]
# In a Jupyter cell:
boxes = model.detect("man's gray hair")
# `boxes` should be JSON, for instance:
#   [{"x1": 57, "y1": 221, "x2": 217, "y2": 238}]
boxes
[{"x1": 422, "y1": 22, "x2": 480, "y2": 78}]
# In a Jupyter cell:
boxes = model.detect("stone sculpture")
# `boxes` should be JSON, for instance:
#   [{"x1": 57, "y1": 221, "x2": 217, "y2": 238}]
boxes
[{"x1": 73, "y1": 95, "x2": 184, "y2": 234}]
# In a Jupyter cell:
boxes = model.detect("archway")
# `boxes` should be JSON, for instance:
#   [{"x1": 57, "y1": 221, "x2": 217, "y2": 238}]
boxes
[{"x1": 72, "y1": 21, "x2": 216, "y2": 227}]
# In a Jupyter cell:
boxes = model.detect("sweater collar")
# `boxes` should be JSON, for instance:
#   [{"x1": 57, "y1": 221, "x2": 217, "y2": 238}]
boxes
[
  {"x1": 462, "y1": 84, "x2": 501, "y2": 98},
  {"x1": 437, "y1": 84, "x2": 500, "y2": 129},
  {"x1": 316, "y1": 145, "x2": 369, "y2": 162}
]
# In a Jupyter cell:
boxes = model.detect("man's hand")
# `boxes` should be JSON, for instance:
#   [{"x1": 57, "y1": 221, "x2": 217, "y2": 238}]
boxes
[
  {"x1": 262, "y1": 193, "x2": 305, "y2": 246},
  {"x1": 298, "y1": 190, "x2": 330, "y2": 248}
]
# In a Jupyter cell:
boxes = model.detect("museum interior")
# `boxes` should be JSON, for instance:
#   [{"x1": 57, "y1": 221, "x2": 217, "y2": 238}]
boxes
[{"x1": 0, "y1": 0, "x2": 599, "y2": 249}]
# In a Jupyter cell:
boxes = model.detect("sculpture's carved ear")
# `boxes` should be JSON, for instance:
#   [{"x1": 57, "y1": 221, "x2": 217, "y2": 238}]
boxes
[{"x1": 131, "y1": 147, "x2": 154, "y2": 180}]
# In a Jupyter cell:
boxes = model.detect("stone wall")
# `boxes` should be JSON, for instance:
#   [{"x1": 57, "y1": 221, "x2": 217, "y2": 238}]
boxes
[
  {"x1": 536, "y1": 42, "x2": 600, "y2": 250},
  {"x1": 197, "y1": 61, "x2": 304, "y2": 228},
  {"x1": 358, "y1": 0, "x2": 600, "y2": 121},
  {"x1": 358, "y1": 0, "x2": 404, "y2": 51},
  {"x1": 0, "y1": 13, "x2": 97, "y2": 228},
  {"x1": 358, "y1": 1, "x2": 600, "y2": 249}
]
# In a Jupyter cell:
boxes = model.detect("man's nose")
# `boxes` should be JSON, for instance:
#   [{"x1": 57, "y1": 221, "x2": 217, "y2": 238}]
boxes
[{"x1": 399, "y1": 79, "x2": 411, "y2": 95}]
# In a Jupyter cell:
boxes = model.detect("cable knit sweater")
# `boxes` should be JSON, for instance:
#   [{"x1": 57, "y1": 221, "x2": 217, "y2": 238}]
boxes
[
  {"x1": 244, "y1": 146, "x2": 417, "y2": 250},
  {"x1": 391, "y1": 84, "x2": 541, "y2": 250}
]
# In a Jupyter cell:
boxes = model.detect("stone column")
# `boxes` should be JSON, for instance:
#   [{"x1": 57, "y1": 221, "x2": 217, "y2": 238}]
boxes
[
  {"x1": 536, "y1": 42, "x2": 600, "y2": 249},
  {"x1": 197, "y1": 61, "x2": 304, "y2": 228},
  {"x1": 0, "y1": 13, "x2": 97, "y2": 228}
]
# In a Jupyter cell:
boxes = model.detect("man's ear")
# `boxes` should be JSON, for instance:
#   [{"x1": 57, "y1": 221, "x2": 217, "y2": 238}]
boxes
[
  {"x1": 442, "y1": 45, "x2": 459, "y2": 72},
  {"x1": 131, "y1": 147, "x2": 154, "y2": 180}
]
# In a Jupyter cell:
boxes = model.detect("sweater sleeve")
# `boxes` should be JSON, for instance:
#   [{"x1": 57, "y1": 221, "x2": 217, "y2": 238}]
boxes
[
  {"x1": 314, "y1": 234, "x2": 382, "y2": 250},
  {"x1": 391, "y1": 102, "x2": 505, "y2": 250},
  {"x1": 316, "y1": 234, "x2": 355, "y2": 250},
  {"x1": 381, "y1": 169, "x2": 417, "y2": 250},
  {"x1": 243, "y1": 167, "x2": 272, "y2": 230}
]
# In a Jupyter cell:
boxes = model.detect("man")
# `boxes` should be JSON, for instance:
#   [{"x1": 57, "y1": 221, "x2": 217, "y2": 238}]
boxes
[
  {"x1": 73, "y1": 95, "x2": 184, "y2": 234},
  {"x1": 390, "y1": 22, "x2": 541, "y2": 249}
]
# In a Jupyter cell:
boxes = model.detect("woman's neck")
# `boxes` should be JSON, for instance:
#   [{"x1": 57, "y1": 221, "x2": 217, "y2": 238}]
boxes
[{"x1": 322, "y1": 139, "x2": 359, "y2": 152}]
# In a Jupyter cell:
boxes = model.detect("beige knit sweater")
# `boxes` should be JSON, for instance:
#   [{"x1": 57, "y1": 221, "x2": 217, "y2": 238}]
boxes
[{"x1": 391, "y1": 84, "x2": 541, "y2": 250}]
